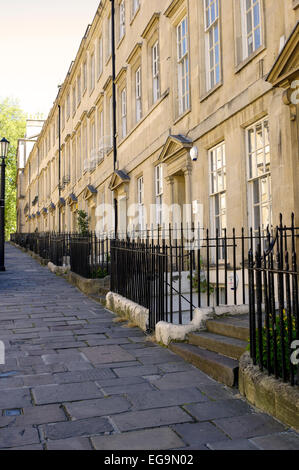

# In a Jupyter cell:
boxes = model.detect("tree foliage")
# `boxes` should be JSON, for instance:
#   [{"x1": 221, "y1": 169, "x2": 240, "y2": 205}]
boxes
[
  {"x1": 76, "y1": 210, "x2": 89, "y2": 236},
  {"x1": 0, "y1": 98, "x2": 26, "y2": 239}
]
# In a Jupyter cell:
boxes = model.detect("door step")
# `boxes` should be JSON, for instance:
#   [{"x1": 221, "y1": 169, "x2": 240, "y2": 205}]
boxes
[
  {"x1": 169, "y1": 314, "x2": 250, "y2": 387},
  {"x1": 169, "y1": 342, "x2": 239, "y2": 387},
  {"x1": 206, "y1": 316, "x2": 250, "y2": 342},
  {"x1": 188, "y1": 331, "x2": 247, "y2": 360}
]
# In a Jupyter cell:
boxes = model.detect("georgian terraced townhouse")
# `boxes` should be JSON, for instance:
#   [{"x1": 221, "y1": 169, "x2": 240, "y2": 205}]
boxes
[{"x1": 16, "y1": 0, "x2": 299, "y2": 237}]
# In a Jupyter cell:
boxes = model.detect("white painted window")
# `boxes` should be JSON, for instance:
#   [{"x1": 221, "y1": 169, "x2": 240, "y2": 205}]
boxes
[
  {"x1": 152, "y1": 41, "x2": 160, "y2": 103},
  {"x1": 83, "y1": 60, "x2": 87, "y2": 92},
  {"x1": 98, "y1": 108, "x2": 104, "y2": 153},
  {"x1": 98, "y1": 36, "x2": 103, "y2": 77},
  {"x1": 177, "y1": 16, "x2": 189, "y2": 114},
  {"x1": 247, "y1": 118, "x2": 271, "y2": 236},
  {"x1": 77, "y1": 74, "x2": 81, "y2": 105},
  {"x1": 107, "y1": 16, "x2": 112, "y2": 58},
  {"x1": 136, "y1": 67, "x2": 142, "y2": 122},
  {"x1": 90, "y1": 52, "x2": 95, "y2": 92},
  {"x1": 241, "y1": 0, "x2": 262, "y2": 59},
  {"x1": 62, "y1": 104, "x2": 65, "y2": 129},
  {"x1": 155, "y1": 164, "x2": 163, "y2": 226},
  {"x1": 209, "y1": 142, "x2": 226, "y2": 239},
  {"x1": 90, "y1": 121, "x2": 96, "y2": 152},
  {"x1": 72, "y1": 85, "x2": 76, "y2": 115},
  {"x1": 121, "y1": 88, "x2": 127, "y2": 138},
  {"x1": 77, "y1": 132, "x2": 82, "y2": 178},
  {"x1": 204, "y1": 0, "x2": 220, "y2": 91},
  {"x1": 137, "y1": 176, "x2": 145, "y2": 231},
  {"x1": 119, "y1": 1, "x2": 126, "y2": 39},
  {"x1": 66, "y1": 92, "x2": 70, "y2": 120}
]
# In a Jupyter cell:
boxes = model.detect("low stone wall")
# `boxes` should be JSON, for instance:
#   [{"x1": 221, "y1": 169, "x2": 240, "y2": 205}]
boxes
[
  {"x1": 106, "y1": 292, "x2": 149, "y2": 332},
  {"x1": 67, "y1": 270, "x2": 110, "y2": 296},
  {"x1": 155, "y1": 307, "x2": 214, "y2": 345},
  {"x1": 239, "y1": 352, "x2": 299, "y2": 431}
]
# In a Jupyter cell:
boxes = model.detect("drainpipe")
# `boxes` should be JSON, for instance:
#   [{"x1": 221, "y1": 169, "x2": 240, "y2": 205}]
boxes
[
  {"x1": 58, "y1": 104, "x2": 61, "y2": 234},
  {"x1": 110, "y1": 0, "x2": 118, "y2": 235}
]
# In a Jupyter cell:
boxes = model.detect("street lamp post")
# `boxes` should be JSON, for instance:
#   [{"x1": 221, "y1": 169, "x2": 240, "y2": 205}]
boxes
[{"x1": 0, "y1": 137, "x2": 10, "y2": 272}]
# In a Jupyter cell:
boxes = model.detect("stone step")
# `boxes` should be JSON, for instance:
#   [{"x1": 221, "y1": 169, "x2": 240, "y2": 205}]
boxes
[
  {"x1": 169, "y1": 342, "x2": 239, "y2": 387},
  {"x1": 188, "y1": 331, "x2": 248, "y2": 360},
  {"x1": 206, "y1": 317, "x2": 249, "y2": 342}
]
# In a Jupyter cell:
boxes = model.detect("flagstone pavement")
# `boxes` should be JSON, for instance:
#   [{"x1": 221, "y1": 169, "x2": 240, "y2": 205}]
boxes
[{"x1": 0, "y1": 243, "x2": 298, "y2": 450}]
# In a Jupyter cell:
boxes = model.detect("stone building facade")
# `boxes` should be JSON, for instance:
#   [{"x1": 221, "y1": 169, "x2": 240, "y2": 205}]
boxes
[{"x1": 16, "y1": 0, "x2": 299, "y2": 236}]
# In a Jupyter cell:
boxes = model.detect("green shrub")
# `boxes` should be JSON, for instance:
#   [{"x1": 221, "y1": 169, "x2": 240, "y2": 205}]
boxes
[
  {"x1": 248, "y1": 311, "x2": 298, "y2": 380},
  {"x1": 91, "y1": 266, "x2": 108, "y2": 279}
]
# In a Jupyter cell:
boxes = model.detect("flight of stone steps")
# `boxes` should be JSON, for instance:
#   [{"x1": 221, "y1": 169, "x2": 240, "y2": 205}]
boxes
[{"x1": 169, "y1": 314, "x2": 250, "y2": 388}]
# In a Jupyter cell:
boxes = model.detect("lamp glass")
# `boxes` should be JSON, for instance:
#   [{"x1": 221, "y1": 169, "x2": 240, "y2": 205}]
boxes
[{"x1": 0, "y1": 138, "x2": 9, "y2": 158}]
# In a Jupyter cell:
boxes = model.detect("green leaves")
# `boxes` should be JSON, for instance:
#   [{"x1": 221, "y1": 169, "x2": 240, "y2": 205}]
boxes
[
  {"x1": 76, "y1": 210, "x2": 89, "y2": 236},
  {"x1": 0, "y1": 98, "x2": 26, "y2": 239}
]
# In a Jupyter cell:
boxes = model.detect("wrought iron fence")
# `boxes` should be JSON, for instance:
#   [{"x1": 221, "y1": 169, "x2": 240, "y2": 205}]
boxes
[
  {"x1": 110, "y1": 227, "x2": 273, "y2": 330},
  {"x1": 11, "y1": 232, "x2": 111, "y2": 277},
  {"x1": 248, "y1": 214, "x2": 299, "y2": 385}
]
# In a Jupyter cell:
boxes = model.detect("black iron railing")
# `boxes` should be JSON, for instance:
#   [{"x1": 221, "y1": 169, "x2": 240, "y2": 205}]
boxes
[
  {"x1": 248, "y1": 214, "x2": 299, "y2": 385},
  {"x1": 11, "y1": 232, "x2": 111, "y2": 278}
]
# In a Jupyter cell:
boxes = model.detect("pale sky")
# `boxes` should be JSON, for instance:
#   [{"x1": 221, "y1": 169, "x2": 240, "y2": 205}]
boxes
[{"x1": 0, "y1": 0, "x2": 101, "y2": 118}]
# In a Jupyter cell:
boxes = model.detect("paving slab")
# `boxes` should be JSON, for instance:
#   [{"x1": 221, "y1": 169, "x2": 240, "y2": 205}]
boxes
[
  {"x1": 250, "y1": 432, "x2": 299, "y2": 450},
  {"x1": 81, "y1": 345, "x2": 135, "y2": 364},
  {"x1": 127, "y1": 387, "x2": 208, "y2": 410},
  {"x1": 111, "y1": 406, "x2": 193, "y2": 432},
  {"x1": 46, "y1": 437, "x2": 92, "y2": 450},
  {"x1": 32, "y1": 382, "x2": 103, "y2": 405},
  {"x1": 0, "y1": 426, "x2": 40, "y2": 449},
  {"x1": 185, "y1": 399, "x2": 252, "y2": 421},
  {"x1": 91, "y1": 427, "x2": 185, "y2": 450},
  {"x1": 0, "y1": 388, "x2": 32, "y2": 409},
  {"x1": 53, "y1": 368, "x2": 116, "y2": 384},
  {"x1": 41, "y1": 416, "x2": 113, "y2": 439},
  {"x1": 213, "y1": 413, "x2": 287, "y2": 439},
  {"x1": 174, "y1": 422, "x2": 229, "y2": 447},
  {"x1": 64, "y1": 396, "x2": 131, "y2": 419}
]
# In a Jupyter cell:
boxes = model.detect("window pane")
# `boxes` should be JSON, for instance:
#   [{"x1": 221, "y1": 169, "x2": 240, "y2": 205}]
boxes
[
  {"x1": 253, "y1": 179, "x2": 259, "y2": 204},
  {"x1": 254, "y1": 205, "x2": 260, "y2": 230},
  {"x1": 253, "y1": 3, "x2": 260, "y2": 27},
  {"x1": 254, "y1": 27, "x2": 261, "y2": 49}
]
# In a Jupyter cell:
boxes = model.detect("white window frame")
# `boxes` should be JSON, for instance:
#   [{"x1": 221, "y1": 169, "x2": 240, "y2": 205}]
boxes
[
  {"x1": 137, "y1": 176, "x2": 145, "y2": 231},
  {"x1": 135, "y1": 67, "x2": 142, "y2": 123},
  {"x1": 98, "y1": 36, "x2": 103, "y2": 77},
  {"x1": 152, "y1": 41, "x2": 160, "y2": 104},
  {"x1": 119, "y1": 0, "x2": 126, "y2": 40},
  {"x1": 246, "y1": 117, "x2": 272, "y2": 236},
  {"x1": 107, "y1": 16, "x2": 112, "y2": 59},
  {"x1": 209, "y1": 142, "x2": 226, "y2": 236},
  {"x1": 121, "y1": 88, "x2": 127, "y2": 138},
  {"x1": 155, "y1": 164, "x2": 163, "y2": 226},
  {"x1": 241, "y1": 0, "x2": 262, "y2": 60},
  {"x1": 204, "y1": 0, "x2": 221, "y2": 91},
  {"x1": 66, "y1": 92, "x2": 70, "y2": 120},
  {"x1": 77, "y1": 74, "x2": 81, "y2": 105},
  {"x1": 177, "y1": 16, "x2": 189, "y2": 115},
  {"x1": 72, "y1": 85, "x2": 76, "y2": 115},
  {"x1": 98, "y1": 108, "x2": 104, "y2": 153},
  {"x1": 83, "y1": 60, "x2": 87, "y2": 92},
  {"x1": 90, "y1": 52, "x2": 95, "y2": 92}
]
